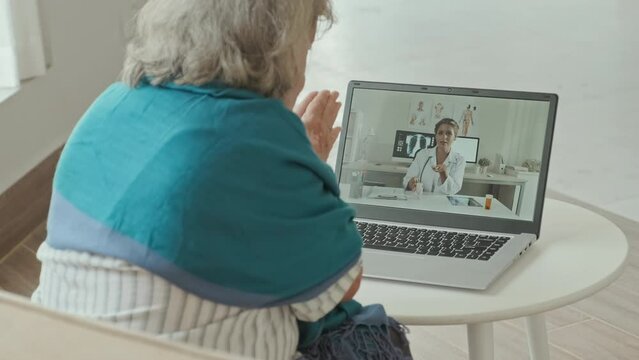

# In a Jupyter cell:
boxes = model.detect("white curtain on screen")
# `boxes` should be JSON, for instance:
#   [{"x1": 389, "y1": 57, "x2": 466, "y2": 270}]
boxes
[{"x1": 0, "y1": 0, "x2": 45, "y2": 88}]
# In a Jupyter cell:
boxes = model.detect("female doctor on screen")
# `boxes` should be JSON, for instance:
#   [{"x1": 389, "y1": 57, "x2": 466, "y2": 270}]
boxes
[{"x1": 403, "y1": 118, "x2": 465, "y2": 195}]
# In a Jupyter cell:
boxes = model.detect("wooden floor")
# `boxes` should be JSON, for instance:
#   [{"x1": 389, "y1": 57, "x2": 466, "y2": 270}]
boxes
[
  {"x1": 0, "y1": 221, "x2": 45, "y2": 298},
  {"x1": 1, "y1": 192, "x2": 637, "y2": 359}
]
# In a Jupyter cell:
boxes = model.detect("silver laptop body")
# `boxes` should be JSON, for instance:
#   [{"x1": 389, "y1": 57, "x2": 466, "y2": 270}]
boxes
[{"x1": 335, "y1": 81, "x2": 558, "y2": 290}]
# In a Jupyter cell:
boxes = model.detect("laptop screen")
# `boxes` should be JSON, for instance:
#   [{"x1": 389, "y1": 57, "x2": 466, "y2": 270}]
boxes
[{"x1": 337, "y1": 83, "x2": 555, "y2": 224}]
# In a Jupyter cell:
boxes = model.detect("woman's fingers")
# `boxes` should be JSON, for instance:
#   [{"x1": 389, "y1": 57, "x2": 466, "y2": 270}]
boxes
[
  {"x1": 325, "y1": 92, "x2": 341, "y2": 128},
  {"x1": 299, "y1": 89, "x2": 341, "y2": 161},
  {"x1": 305, "y1": 90, "x2": 330, "y2": 119},
  {"x1": 329, "y1": 127, "x2": 341, "y2": 148},
  {"x1": 433, "y1": 164, "x2": 447, "y2": 173},
  {"x1": 407, "y1": 177, "x2": 416, "y2": 190},
  {"x1": 294, "y1": 91, "x2": 318, "y2": 118}
]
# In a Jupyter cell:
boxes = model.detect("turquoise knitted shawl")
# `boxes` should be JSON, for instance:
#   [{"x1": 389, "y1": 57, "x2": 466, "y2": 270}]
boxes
[{"x1": 46, "y1": 81, "x2": 362, "y2": 308}]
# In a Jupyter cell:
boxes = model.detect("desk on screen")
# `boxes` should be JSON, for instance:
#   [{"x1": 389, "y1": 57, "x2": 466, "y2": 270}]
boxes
[
  {"x1": 339, "y1": 185, "x2": 520, "y2": 220},
  {"x1": 341, "y1": 161, "x2": 528, "y2": 215}
]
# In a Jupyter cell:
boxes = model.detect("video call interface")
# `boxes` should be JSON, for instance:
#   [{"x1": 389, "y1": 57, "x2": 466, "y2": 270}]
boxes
[{"x1": 339, "y1": 87, "x2": 551, "y2": 221}]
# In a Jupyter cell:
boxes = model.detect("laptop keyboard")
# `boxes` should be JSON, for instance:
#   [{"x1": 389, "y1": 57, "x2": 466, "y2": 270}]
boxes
[{"x1": 356, "y1": 221, "x2": 511, "y2": 261}]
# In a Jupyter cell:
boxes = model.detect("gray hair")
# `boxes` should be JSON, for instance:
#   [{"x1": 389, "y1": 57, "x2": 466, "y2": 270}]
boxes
[{"x1": 122, "y1": 0, "x2": 334, "y2": 98}]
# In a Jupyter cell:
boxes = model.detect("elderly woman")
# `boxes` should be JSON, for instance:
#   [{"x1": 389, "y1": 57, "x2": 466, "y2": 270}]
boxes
[
  {"x1": 403, "y1": 118, "x2": 465, "y2": 195},
  {"x1": 31, "y1": 0, "x2": 410, "y2": 359}
]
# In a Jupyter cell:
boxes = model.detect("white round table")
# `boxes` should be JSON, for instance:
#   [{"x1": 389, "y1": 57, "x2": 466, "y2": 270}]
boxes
[{"x1": 357, "y1": 199, "x2": 628, "y2": 360}]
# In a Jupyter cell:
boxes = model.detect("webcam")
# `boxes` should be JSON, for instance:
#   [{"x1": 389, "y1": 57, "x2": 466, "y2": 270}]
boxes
[{"x1": 447, "y1": 88, "x2": 453, "y2": 92}]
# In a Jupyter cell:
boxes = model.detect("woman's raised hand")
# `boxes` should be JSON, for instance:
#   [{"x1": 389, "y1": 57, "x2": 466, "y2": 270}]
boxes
[
  {"x1": 294, "y1": 90, "x2": 342, "y2": 162},
  {"x1": 432, "y1": 163, "x2": 448, "y2": 175}
]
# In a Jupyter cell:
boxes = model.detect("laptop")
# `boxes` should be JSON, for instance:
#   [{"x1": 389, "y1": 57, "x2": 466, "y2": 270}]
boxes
[{"x1": 335, "y1": 80, "x2": 558, "y2": 290}]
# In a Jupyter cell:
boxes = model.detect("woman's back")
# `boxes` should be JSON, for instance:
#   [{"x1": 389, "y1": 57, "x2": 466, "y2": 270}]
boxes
[
  {"x1": 32, "y1": 0, "x2": 412, "y2": 357},
  {"x1": 34, "y1": 81, "x2": 363, "y2": 359}
]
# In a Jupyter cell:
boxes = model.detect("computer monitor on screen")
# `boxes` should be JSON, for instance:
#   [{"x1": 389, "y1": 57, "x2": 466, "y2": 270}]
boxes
[
  {"x1": 452, "y1": 136, "x2": 479, "y2": 163},
  {"x1": 392, "y1": 130, "x2": 479, "y2": 163},
  {"x1": 391, "y1": 130, "x2": 434, "y2": 163}
]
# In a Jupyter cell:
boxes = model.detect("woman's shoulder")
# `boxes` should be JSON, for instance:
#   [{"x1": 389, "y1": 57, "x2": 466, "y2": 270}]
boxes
[
  {"x1": 415, "y1": 146, "x2": 435, "y2": 159},
  {"x1": 162, "y1": 83, "x2": 309, "y2": 145},
  {"x1": 452, "y1": 151, "x2": 466, "y2": 164}
]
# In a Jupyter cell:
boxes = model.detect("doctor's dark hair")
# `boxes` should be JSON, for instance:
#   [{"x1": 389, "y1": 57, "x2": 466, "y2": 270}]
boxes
[
  {"x1": 434, "y1": 118, "x2": 460, "y2": 137},
  {"x1": 121, "y1": 0, "x2": 335, "y2": 99}
]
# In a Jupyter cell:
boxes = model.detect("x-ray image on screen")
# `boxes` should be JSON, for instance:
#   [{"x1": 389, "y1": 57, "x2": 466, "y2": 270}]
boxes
[
  {"x1": 392, "y1": 130, "x2": 434, "y2": 163},
  {"x1": 406, "y1": 134, "x2": 431, "y2": 157}
]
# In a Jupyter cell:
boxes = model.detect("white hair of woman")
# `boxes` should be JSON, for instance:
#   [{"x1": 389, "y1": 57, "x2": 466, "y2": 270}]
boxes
[{"x1": 122, "y1": 0, "x2": 335, "y2": 99}]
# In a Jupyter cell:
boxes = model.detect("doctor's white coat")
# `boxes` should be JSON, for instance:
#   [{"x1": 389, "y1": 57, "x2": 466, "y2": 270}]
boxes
[{"x1": 402, "y1": 147, "x2": 465, "y2": 195}]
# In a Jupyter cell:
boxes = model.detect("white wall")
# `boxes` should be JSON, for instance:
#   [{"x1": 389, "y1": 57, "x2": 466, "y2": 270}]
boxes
[
  {"x1": 346, "y1": 88, "x2": 549, "y2": 167},
  {"x1": 472, "y1": 97, "x2": 550, "y2": 167},
  {"x1": 0, "y1": 0, "x2": 137, "y2": 193},
  {"x1": 348, "y1": 89, "x2": 409, "y2": 163}
]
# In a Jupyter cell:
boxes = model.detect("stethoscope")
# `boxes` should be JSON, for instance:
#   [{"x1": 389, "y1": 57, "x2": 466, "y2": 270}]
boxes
[
  {"x1": 417, "y1": 153, "x2": 457, "y2": 192},
  {"x1": 418, "y1": 156, "x2": 433, "y2": 183}
]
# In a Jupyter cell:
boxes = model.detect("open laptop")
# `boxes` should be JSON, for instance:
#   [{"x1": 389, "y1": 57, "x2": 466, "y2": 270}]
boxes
[{"x1": 335, "y1": 80, "x2": 558, "y2": 290}]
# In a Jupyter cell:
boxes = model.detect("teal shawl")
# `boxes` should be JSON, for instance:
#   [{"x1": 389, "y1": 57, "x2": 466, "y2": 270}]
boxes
[
  {"x1": 46, "y1": 81, "x2": 362, "y2": 308},
  {"x1": 298, "y1": 300, "x2": 411, "y2": 359}
]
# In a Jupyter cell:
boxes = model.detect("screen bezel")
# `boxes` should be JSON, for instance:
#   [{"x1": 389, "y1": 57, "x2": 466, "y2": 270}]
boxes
[{"x1": 334, "y1": 80, "x2": 558, "y2": 237}]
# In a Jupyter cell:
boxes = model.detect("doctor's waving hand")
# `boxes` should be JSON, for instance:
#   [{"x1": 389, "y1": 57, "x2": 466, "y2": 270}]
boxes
[{"x1": 403, "y1": 118, "x2": 465, "y2": 195}]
